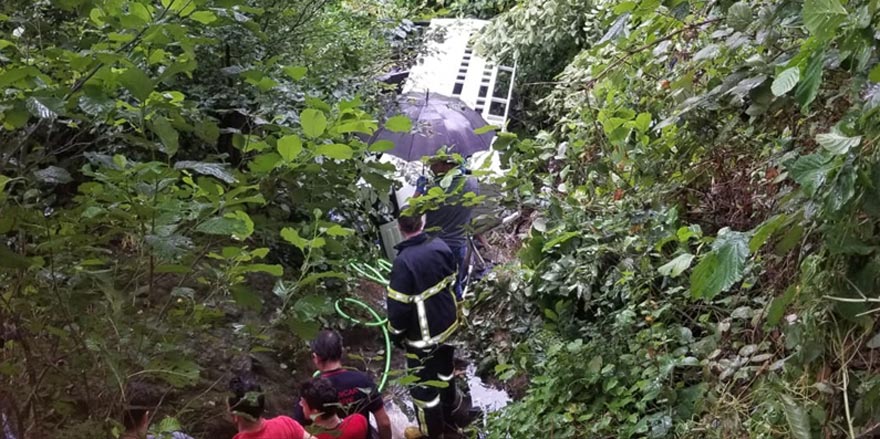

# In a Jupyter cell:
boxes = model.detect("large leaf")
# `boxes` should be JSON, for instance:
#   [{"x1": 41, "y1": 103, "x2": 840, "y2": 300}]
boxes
[
  {"x1": 315, "y1": 143, "x2": 353, "y2": 160},
  {"x1": 34, "y1": 166, "x2": 72, "y2": 184},
  {"x1": 277, "y1": 135, "x2": 303, "y2": 161},
  {"x1": 300, "y1": 109, "x2": 327, "y2": 138},
  {"x1": 726, "y1": 2, "x2": 752, "y2": 31},
  {"x1": 150, "y1": 116, "x2": 179, "y2": 156},
  {"x1": 231, "y1": 285, "x2": 263, "y2": 312},
  {"x1": 795, "y1": 48, "x2": 825, "y2": 111},
  {"x1": 196, "y1": 211, "x2": 253, "y2": 239},
  {"x1": 658, "y1": 253, "x2": 695, "y2": 277},
  {"x1": 802, "y1": 0, "x2": 847, "y2": 37},
  {"x1": 281, "y1": 227, "x2": 309, "y2": 251},
  {"x1": 283, "y1": 66, "x2": 308, "y2": 81},
  {"x1": 26, "y1": 96, "x2": 61, "y2": 120},
  {"x1": 749, "y1": 214, "x2": 787, "y2": 253},
  {"x1": 385, "y1": 115, "x2": 412, "y2": 133},
  {"x1": 189, "y1": 10, "x2": 217, "y2": 24},
  {"x1": 816, "y1": 129, "x2": 861, "y2": 155},
  {"x1": 780, "y1": 394, "x2": 812, "y2": 439},
  {"x1": 119, "y1": 67, "x2": 154, "y2": 101},
  {"x1": 0, "y1": 243, "x2": 32, "y2": 269},
  {"x1": 174, "y1": 161, "x2": 236, "y2": 184},
  {"x1": 690, "y1": 229, "x2": 749, "y2": 299},
  {"x1": 771, "y1": 67, "x2": 800, "y2": 96},
  {"x1": 788, "y1": 153, "x2": 834, "y2": 196}
]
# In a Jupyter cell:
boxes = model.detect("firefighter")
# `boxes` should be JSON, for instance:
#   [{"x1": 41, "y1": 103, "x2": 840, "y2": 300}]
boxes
[{"x1": 386, "y1": 210, "x2": 458, "y2": 439}]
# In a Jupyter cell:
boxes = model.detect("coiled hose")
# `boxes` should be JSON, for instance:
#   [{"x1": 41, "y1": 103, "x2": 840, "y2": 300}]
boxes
[{"x1": 329, "y1": 260, "x2": 394, "y2": 391}]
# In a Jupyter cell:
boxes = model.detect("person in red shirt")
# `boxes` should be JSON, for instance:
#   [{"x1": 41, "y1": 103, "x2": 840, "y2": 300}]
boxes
[
  {"x1": 228, "y1": 376, "x2": 315, "y2": 439},
  {"x1": 299, "y1": 377, "x2": 368, "y2": 439}
]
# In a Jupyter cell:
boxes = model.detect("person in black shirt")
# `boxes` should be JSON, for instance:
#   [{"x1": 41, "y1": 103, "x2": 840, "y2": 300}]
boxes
[{"x1": 293, "y1": 330, "x2": 392, "y2": 439}]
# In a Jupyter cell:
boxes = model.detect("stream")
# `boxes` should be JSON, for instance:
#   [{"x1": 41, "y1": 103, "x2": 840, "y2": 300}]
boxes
[{"x1": 381, "y1": 363, "x2": 511, "y2": 438}]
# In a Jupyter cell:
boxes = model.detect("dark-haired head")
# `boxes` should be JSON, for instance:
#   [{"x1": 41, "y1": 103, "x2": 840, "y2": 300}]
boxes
[
  {"x1": 227, "y1": 376, "x2": 265, "y2": 423},
  {"x1": 300, "y1": 377, "x2": 341, "y2": 421},
  {"x1": 397, "y1": 211, "x2": 424, "y2": 235},
  {"x1": 122, "y1": 380, "x2": 162, "y2": 432},
  {"x1": 310, "y1": 330, "x2": 343, "y2": 363}
]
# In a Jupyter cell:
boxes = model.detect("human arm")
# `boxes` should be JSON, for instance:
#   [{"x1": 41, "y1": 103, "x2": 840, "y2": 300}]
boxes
[
  {"x1": 386, "y1": 258, "x2": 414, "y2": 346},
  {"x1": 373, "y1": 406, "x2": 392, "y2": 439}
]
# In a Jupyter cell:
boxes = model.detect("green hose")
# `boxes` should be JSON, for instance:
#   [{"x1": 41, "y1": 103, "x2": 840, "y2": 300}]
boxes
[{"x1": 333, "y1": 297, "x2": 392, "y2": 392}]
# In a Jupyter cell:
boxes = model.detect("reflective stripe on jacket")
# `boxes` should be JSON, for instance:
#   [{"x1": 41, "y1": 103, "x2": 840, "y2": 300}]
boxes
[{"x1": 386, "y1": 233, "x2": 458, "y2": 348}]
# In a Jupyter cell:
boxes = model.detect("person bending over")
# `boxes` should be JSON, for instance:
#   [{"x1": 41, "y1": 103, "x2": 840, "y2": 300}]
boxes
[
  {"x1": 293, "y1": 330, "x2": 392, "y2": 439},
  {"x1": 300, "y1": 377, "x2": 369, "y2": 439},
  {"x1": 228, "y1": 376, "x2": 314, "y2": 439}
]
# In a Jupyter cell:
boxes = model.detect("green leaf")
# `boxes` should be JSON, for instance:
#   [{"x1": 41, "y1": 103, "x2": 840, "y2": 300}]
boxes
[
  {"x1": 195, "y1": 119, "x2": 220, "y2": 144},
  {"x1": 119, "y1": 67, "x2": 154, "y2": 102},
  {"x1": 196, "y1": 212, "x2": 252, "y2": 239},
  {"x1": 658, "y1": 253, "x2": 695, "y2": 277},
  {"x1": 766, "y1": 285, "x2": 797, "y2": 327},
  {"x1": 749, "y1": 214, "x2": 787, "y2": 253},
  {"x1": 0, "y1": 243, "x2": 31, "y2": 269},
  {"x1": 281, "y1": 227, "x2": 309, "y2": 251},
  {"x1": 870, "y1": 64, "x2": 880, "y2": 83},
  {"x1": 190, "y1": 10, "x2": 217, "y2": 24},
  {"x1": 231, "y1": 285, "x2": 262, "y2": 312},
  {"x1": 287, "y1": 317, "x2": 320, "y2": 340},
  {"x1": 727, "y1": 2, "x2": 752, "y2": 31},
  {"x1": 26, "y1": 97, "x2": 60, "y2": 120},
  {"x1": 300, "y1": 109, "x2": 327, "y2": 138},
  {"x1": 803, "y1": 0, "x2": 847, "y2": 36},
  {"x1": 156, "y1": 417, "x2": 182, "y2": 434},
  {"x1": 632, "y1": 112, "x2": 651, "y2": 133},
  {"x1": 315, "y1": 143, "x2": 354, "y2": 160},
  {"x1": 248, "y1": 153, "x2": 281, "y2": 173},
  {"x1": 541, "y1": 231, "x2": 580, "y2": 252},
  {"x1": 325, "y1": 224, "x2": 354, "y2": 237},
  {"x1": 780, "y1": 394, "x2": 812, "y2": 439},
  {"x1": 816, "y1": 129, "x2": 861, "y2": 155},
  {"x1": 227, "y1": 211, "x2": 254, "y2": 240},
  {"x1": 150, "y1": 116, "x2": 179, "y2": 156},
  {"x1": 283, "y1": 66, "x2": 308, "y2": 81},
  {"x1": 277, "y1": 135, "x2": 303, "y2": 161},
  {"x1": 474, "y1": 125, "x2": 498, "y2": 135},
  {"x1": 771, "y1": 67, "x2": 800, "y2": 97},
  {"x1": 174, "y1": 161, "x2": 236, "y2": 184},
  {"x1": 794, "y1": 48, "x2": 825, "y2": 111},
  {"x1": 690, "y1": 229, "x2": 749, "y2": 299},
  {"x1": 788, "y1": 153, "x2": 834, "y2": 196},
  {"x1": 34, "y1": 166, "x2": 72, "y2": 184},
  {"x1": 238, "y1": 263, "x2": 283, "y2": 276},
  {"x1": 89, "y1": 8, "x2": 106, "y2": 26},
  {"x1": 385, "y1": 115, "x2": 412, "y2": 133},
  {"x1": 369, "y1": 140, "x2": 395, "y2": 152},
  {"x1": 867, "y1": 331, "x2": 880, "y2": 349}
]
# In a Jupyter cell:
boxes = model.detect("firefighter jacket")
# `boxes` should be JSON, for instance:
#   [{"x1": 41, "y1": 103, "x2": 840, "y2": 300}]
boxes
[{"x1": 387, "y1": 233, "x2": 458, "y2": 349}]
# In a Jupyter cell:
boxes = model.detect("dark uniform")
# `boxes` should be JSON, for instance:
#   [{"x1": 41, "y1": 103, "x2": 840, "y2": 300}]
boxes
[
  {"x1": 387, "y1": 233, "x2": 458, "y2": 438},
  {"x1": 423, "y1": 175, "x2": 479, "y2": 299}
]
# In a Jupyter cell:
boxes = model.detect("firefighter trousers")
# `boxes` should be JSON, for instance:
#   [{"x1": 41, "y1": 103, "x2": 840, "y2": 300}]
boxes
[{"x1": 406, "y1": 343, "x2": 456, "y2": 438}]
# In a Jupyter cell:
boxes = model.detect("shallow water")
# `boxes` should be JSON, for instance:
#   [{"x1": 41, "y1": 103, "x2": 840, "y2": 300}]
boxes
[
  {"x1": 465, "y1": 365, "x2": 510, "y2": 412},
  {"x1": 379, "y1": 364, "x2": 511, "y2": 438}
]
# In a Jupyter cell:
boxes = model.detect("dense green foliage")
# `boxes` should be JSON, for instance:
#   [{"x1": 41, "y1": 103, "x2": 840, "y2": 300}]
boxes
[
  {"x1": 3, "y1": 0, "x2": 880, "y2": 438},
  {"x1": 0, "y1": 0, "x2": 415, "y2": 436},
  {"x1": 465, "y1": 0, "x2": 880, "y2": 437}
]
